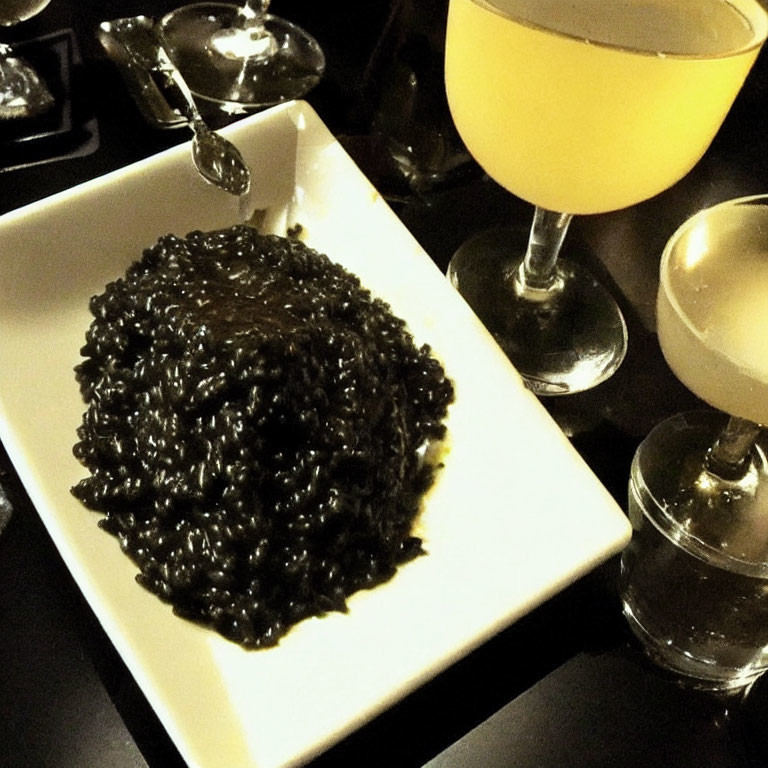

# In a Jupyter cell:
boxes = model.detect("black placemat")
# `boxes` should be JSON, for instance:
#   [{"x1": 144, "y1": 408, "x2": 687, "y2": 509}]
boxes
[
  {"x1": 1, "y1": 28, "x2": 98, "y2": 173},
  {"x1": 423, "y1": 650, "x2": 766, "y2": 768}
]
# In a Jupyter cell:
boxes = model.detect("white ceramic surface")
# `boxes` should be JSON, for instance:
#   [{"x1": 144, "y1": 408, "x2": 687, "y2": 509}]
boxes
[{"x1": 0, "y1": 101, "x2": 631, "y2": 768}]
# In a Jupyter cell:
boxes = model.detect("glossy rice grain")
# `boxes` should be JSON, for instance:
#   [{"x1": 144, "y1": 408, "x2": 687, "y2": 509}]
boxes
[{"x1": 72, "y1": 225, "x2": 454, "y2": 648}]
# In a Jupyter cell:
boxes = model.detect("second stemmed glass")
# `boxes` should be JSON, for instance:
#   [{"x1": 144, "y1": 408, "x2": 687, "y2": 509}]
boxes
[
  {"x1": 620, "y1": 194, "x2": 768, "y2": 692},
  {"x1": 159, "y1": 0, "x2": 325, "y2": 115},
  {"x1": 444, "y1": 0, "x2": 768, "y2": 395}
]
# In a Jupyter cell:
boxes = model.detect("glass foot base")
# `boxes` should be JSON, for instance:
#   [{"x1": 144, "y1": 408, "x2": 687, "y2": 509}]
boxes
[
  {"x1": 622, "y1": 598, "x2": 764, "y2": 693},
  {"x1": 447, "y1": 227, "x2": 627, "y2": 395},
  {"x1": 160, "y1": 4, "x2": 325, "y2": 110},
  {"x1": 0, "y1": 47, "x2": 54, "y2": 120},
  {"x1": 620, "y1": 411, "x2": 768, "y2": 693}
]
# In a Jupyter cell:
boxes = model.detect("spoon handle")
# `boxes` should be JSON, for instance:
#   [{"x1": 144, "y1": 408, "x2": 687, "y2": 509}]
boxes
[
  {"x1": 103, "y1": 16, "x2": 205, "y2": 129},
  {"x1": 98, "y1": 19, "x2": 186, "y2": 128}
]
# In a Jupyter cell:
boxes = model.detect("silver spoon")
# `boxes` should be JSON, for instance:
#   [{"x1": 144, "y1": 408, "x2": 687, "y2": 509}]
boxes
[{"x1": 100, "y1": 17, "x2": 251, "y2": 197}]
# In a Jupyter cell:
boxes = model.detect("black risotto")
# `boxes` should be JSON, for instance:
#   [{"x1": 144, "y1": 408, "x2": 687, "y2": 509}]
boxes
[{"x1": 72, "y1": 225, "x2": 454, "y2": 648}]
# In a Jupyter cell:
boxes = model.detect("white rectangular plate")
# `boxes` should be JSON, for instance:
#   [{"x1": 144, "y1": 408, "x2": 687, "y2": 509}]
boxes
[{"x1": 0, "y1": 102, "x2": 630, "y2": 768}]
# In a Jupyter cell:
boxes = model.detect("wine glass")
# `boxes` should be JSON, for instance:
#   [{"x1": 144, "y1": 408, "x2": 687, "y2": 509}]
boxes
[
  {"x1": 443, "y1": 0, "x2": 768, "y2": 395},
  {"x1": 158, "y1": 0, "x2": 325, "y2": 117},
  {"x1": 620, "y1": 194, "x2": 768, "y2": 692},
  {"x1": 0, "y1": 0, "x2": 53, "y2": 120}
]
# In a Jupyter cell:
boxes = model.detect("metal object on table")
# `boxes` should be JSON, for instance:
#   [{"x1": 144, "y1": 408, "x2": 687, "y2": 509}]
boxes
[
  {"x1": 0, "y1": 41, "x2": 55, "y2": 120},
  {"x1": 97, "y1": 18, "x2": 186, "y2": 129},
  {"x1": 98, "y1": 16, "x2": 251, "y2": 197}
]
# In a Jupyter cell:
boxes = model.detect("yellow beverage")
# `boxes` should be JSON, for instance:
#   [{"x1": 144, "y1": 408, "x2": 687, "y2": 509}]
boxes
[
  {"x1": 657, "y1": 200, "x2": 768, "y2": 425},
  {"x1": 445, "y1": 0, "x2": 768, "y2": 214}
]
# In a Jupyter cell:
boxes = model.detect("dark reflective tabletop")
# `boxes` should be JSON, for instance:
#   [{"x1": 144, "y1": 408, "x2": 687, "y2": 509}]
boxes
[{"x1": 2, "y1": 2, "x2": 768, "y2": 767}]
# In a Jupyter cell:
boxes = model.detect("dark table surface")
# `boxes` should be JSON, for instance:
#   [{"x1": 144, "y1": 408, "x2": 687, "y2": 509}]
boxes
[{"x1": 3, "y1": 2, "x2": 768, "y2": 767}]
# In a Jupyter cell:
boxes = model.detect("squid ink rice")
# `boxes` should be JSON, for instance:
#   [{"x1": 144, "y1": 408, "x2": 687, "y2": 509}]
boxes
[{"x1": 72, "y1": 225, "x2": 454, "y2": 648}]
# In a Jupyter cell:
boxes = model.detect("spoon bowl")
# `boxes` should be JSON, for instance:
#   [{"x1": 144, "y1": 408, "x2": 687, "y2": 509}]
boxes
[{"x1": 190, "y1": 118, "x2": 251, "y2": 196}]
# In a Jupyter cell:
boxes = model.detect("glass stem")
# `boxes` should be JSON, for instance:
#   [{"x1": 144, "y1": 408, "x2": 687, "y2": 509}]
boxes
[
  {"x1": 229, "y1": 0, "x2": 276, "y2": 59},
  {"x1": 238, "y1": 0, "x2": 270, "y2": 31},
  {"x1": 514, "y1": 206, "x2": 573, "y2": 300},
  {"x1": 242, "y1": 0, "x2": 270, "y2": 17},
  {"x1": 704, "y1": 416, "x2": 762, "y2": 481}
]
